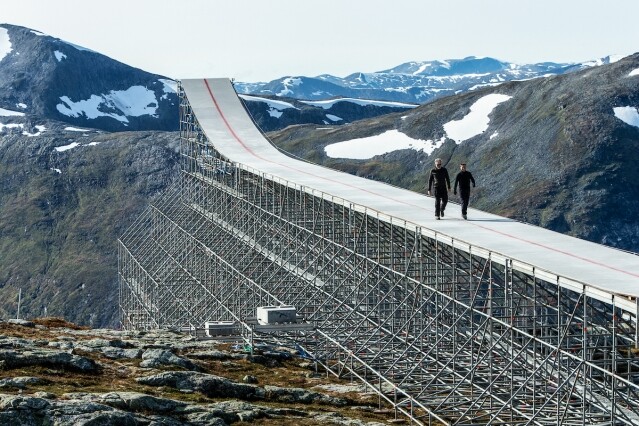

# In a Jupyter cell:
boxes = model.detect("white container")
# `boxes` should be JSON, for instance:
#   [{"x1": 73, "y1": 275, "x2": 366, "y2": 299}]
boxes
[
  {"x1": 256, "y1": 306, "x2": 297, "y2": 325},
  {"x1": 205, "y1": 321, "x2": 237, "y2": 336}
]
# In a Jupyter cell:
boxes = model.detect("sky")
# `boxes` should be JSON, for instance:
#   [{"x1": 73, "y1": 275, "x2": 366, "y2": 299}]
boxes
[{"x1": 1, "y1": 0, "x2": 638, "y2": 82}]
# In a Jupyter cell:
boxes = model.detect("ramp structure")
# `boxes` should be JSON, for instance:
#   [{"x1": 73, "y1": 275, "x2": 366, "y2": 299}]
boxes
[{"x1": 119, "y1": 78, "x2": 639, "y2": 424}]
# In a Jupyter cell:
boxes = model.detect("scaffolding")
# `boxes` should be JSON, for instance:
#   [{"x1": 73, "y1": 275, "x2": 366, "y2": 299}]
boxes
[{"x1": 118, "y1": 81, "x2": 639, "y2": 424}]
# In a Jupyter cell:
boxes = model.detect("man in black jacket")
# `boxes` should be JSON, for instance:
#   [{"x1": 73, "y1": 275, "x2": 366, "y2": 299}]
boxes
[
  {"x1": 453, "y1": 163, "x2": 476, "y2": 220},
  {"x1": 427, "y1": 158, "x2": 451, "y2": 219}
]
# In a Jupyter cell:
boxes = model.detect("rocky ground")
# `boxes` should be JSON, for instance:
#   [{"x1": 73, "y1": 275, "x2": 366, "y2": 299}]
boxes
[{"x1": 0, "y1": 318, "x2": 408, "y2": 425}]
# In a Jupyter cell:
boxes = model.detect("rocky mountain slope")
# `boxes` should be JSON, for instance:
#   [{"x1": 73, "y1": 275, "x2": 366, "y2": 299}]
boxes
[
  {"x1": 0, "y1": 318, "x2": 396, "y2": 425},
  {"x1": 267, "y1": 53, "x2": 639, "y2": 253},
  {"x1": 0, "y1": 125, "x2": 180, "y2": 326}
]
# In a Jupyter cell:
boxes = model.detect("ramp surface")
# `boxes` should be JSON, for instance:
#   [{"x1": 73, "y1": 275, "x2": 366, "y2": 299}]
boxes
[{"x1": 181, "y1": 78, "x2": 639, "y2": 299}]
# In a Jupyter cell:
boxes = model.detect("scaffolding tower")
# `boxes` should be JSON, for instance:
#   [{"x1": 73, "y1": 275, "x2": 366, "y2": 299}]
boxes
[{"x1": 118, "y1": 80, "x2": 639, "y2": 424}]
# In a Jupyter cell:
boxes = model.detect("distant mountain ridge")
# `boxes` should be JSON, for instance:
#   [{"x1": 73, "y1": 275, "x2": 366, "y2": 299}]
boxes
[
  {"x1": 233, "y1": 56, "x2": 623, "y2": 104},
  {"x1": 238, "y1": 93, "x2": 417, "y2": 132}
]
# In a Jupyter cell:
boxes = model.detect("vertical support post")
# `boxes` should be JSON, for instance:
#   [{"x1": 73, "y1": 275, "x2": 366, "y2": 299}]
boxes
[
  {"x1": 611, "y1": 295, "x2": 617, "y2": 422},
  {"x1": 582, "y1": 284, "x2": 587, "y2": 424},
  {"x1": 488, "y1": 255, "x2": 493, "y2": 412},
  {"x1": 636, "y1": 297, "x2": 639, "y2": 349},
  {"x1": 16, "y1": 288, "x2": 22, "y2": 320},
  {"x1": 532, "y1": 268, "x2": 537, "y2": 416},
  {"x1": 557, "y1": 276, "x2": 561, "y2": 422}
]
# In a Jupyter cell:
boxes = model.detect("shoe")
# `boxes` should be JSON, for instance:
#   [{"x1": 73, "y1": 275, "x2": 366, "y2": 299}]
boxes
[
  {"x1": 440, "y1": 211, "x2": 444, "y2": 218},
  {"x1": 462, "y1": 214, "x2": 467, "y2": 220},
  {"x1": 435, "y1": 216, "x2": 440, "y2": 220}
]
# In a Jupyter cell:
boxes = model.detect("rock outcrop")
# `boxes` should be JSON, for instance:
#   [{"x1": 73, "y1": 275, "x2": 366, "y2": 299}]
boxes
[{"x1": 0, "y1": 318, "x2": 394, "y2": 425}]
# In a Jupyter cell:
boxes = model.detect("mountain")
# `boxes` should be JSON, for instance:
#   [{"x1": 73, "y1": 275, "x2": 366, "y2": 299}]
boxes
[
  {"x1": 233, "y1": 56, "x2": 593, "y2": 104},
  {"x1": 237, "y1": 55, "x2": 624, "y2": 132},
  {"x1": 0, "y1": 24, "x2": 179, "y2": 132},
  {"x1": 0, "y1": 24, "x2": 182, "y2": 326},
  {"x1": 238, "y1": 93, "x2": 417, "y2": 132},
  {"x1": 266, "y1": 53, "x2": 639, "y2": 253},
  {"x1": 0, "y1": 126, "x2": 180, "y2": 327}
]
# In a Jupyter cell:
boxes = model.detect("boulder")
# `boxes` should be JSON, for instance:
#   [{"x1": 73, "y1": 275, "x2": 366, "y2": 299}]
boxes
[
  {"x1": 0, "y1": 349, "x2": 98, "y2": 372},
  {"x1": 6, "y1": 319, "x2": 35, "y2": 328},
  {"x1": 0, "y1": 376, "x2": 48, "y2": 389},
  {"x1": 140, "y1": 348, "x2": 199, "y2": 370},
  {"x1": 136, "y1": 371, "x2": 260, "y2": 400}
]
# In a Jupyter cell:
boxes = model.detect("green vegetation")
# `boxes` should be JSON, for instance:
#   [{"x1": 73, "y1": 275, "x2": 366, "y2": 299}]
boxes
[{"x1": 0, "y1": 131, "x2": 179, "y2": 326}]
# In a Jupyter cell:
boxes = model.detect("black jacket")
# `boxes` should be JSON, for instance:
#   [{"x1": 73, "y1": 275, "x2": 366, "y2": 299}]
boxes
[
  {"x1": 428, "y1": 167, "x2": 450, "y2": 191},
  {"x1": 454, "y1": 171, "x2": 476, "y2": 192}
]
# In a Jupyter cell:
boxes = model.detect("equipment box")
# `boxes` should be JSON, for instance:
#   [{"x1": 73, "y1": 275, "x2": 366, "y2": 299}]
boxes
[
  {"x1": 256, "y1": 306, "x2": 297, "y2": 324},
  {"x1": 205, "y1": 321, "x2": 238, "y2": 336}
]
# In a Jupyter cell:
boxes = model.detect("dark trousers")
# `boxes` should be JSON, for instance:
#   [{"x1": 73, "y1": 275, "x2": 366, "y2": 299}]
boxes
[
  {"x1": 434, "y1": 188, "x2": 448, "y2": 217},
  {"x1": 460, "y1": 189, "x2": 470, "y2": 215}
]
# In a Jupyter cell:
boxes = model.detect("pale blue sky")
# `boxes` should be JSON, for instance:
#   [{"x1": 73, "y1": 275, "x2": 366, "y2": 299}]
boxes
[{"x1": 2, "y1": 0, "x2": 638, "y2": 82}]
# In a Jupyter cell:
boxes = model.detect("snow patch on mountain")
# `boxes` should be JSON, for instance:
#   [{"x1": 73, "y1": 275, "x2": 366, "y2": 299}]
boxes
[
  {"x1": 283, "y1": 77, "x2": 302, "y2": 86},
  {"x1": 629, "y1": 68, "x2": 639, "y2": 77},
  {"x1": 54, "y1": 50, "x2": 67, "y2": 61},
  {"x1": 614, "y1": 106, "x2": 639, "y2": 128},
  {"x1": 0, "y1": 123, "x2": 23, "y2": 132},
  {"x1": 159, "y1": 79, "x2": 177, "y2": 99},
  {"x1": 0, "y1": 27, "x2": 12, "y2": 61},
  {"x1": 23, "y1": 125, "x2": 46, "y2": 137},
  {"x1": 239, "y1": 94, "x2": 297, "y2": 110},
  {"x1": 63, "y1": 41, "x2": 96, "y2": 53},
  {"x1": 64, "y1": 126, "x2": 93, "y2": 132},
  {"x1": 55, "y1": 142, "x2": 80, "y2": 152},
  {"x1": 56, "y1": 86, "x2": 160, "y2": 124},
  {"x1": 277, "y1": 77, "x2": 303, "y2": 96},
  {"x1": 239, "y1": 94, "x2": 298, "y2": 118},
  {"x1": 443, "y1": 94, "x2": 512, "y2": 143},
  {"x1": 0, "y1": 107, "x2": 25, "y2": 117},
  {"x1": 325, "y1": 129, "x2": 439, "y2": 159},
  {"x1": 413, "y1": 63, "x2": 429, "y2": 75}
]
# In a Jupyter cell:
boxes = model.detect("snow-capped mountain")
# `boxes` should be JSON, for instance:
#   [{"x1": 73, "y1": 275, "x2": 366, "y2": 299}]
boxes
[
  {"x1": 234, "y1": 56, "x2": 598, "y2": 104},
  {"x1": 0, "y1": 23, "x2": 178, "y2": 132},
  {"x1": 238, "y1": 93, "x2": 417, "y2": 132}
]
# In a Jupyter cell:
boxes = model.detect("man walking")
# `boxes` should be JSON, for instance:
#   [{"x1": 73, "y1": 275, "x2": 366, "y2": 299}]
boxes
[
  {"x1": 453, "y1": 163, "x2": 476, "y2": 220},
  {"x1": 427, "y1": 158, "x2": 451, "y2": 220}
]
